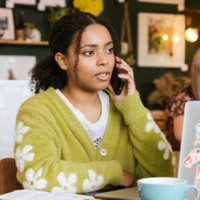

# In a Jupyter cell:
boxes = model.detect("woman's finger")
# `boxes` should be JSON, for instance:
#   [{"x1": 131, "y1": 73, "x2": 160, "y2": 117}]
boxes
[
  {"x1": 116, "y1": 57, "x2": 133, "y2": 78},
  {"x1": 116, "y1": 56, "x2": 128, "y2": 65}
]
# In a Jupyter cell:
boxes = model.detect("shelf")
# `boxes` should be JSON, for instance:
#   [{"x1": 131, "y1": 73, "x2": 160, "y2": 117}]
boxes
[{"x1": 0, "y1": 40, "x2": 48, "y2": 46}]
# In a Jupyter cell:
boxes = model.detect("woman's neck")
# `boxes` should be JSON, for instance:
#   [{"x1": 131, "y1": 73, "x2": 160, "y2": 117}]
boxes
[{"x1": 60, "y1": 86, "x2": 102, "y2": 123}]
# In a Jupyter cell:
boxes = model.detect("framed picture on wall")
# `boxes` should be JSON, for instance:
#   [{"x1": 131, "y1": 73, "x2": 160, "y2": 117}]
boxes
[
  {"x1": 137, "y1": 13, "x2": 185, "y2": 68},
  {"x1": 137, "y1": 0, "x2": 184, "y2": 4},
  {"x1": 0, "y1": 8, "x2": 15, "y2": 40}
]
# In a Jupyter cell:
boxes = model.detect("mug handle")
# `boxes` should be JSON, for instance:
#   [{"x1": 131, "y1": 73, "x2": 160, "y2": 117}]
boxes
[{"x1": 185, "y1": 185, "x2": 199, "y2": 200}]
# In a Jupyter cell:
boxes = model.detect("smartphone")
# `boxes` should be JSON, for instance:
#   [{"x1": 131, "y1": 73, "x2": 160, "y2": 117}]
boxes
[{"x1": 110, "y1": 65, "x2": 126, "y2": 95}]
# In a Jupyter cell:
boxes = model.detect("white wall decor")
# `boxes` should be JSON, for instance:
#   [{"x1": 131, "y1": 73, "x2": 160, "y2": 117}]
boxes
[
  {"x1": 137, "y1": 13, "x2": 185, "y2": 68},
  {"x1": 37, "y1": 0, "x2": 66, "y2": 11},
  {"x1": 0, "y1": 80, "x2": 33, "y2": 159},
  {"x1": 0, "y1": 55, "x2": 36, "y2": 80},
  {"x1": 6, "y1": 0, "x2": 36, "y2": 8},
  {"x1": 0, "y1": 55, "x2": 35, "y2": 158}
]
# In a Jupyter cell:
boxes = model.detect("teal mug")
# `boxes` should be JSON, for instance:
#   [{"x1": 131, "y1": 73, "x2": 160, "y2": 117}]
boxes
[{"x1": 137, "y1": 177, "x2": 199, "y2": 200}]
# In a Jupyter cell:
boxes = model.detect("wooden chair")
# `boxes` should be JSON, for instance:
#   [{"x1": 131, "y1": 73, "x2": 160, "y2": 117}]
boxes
[
  {"x1": 150, "y1": 110, "x2": 168, "y2": 136},
  {"x1": 174, "y1": 151, "x2": 180, "y2": 177},
  {"x1": 0, "y1": 158, "x2": 23, "y2": 195}
]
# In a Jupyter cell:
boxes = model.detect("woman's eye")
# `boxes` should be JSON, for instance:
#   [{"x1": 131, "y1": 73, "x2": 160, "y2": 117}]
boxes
[
  {"x1": 83, "y1": 51, "x2": 94, "y2": 56},
  {"x1": 106, "y1": 48, "x2": 114, "y2": 54}
]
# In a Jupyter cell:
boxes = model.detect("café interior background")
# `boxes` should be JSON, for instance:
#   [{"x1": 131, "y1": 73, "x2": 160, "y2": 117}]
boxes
[{"x1": 0, "y1": 0, "x2": 200, "y2": 108}]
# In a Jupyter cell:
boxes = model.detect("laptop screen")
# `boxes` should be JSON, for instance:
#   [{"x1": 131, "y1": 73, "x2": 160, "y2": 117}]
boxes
[{"x1": 178, "y1": 101, "x2": 200, "y2": 194}]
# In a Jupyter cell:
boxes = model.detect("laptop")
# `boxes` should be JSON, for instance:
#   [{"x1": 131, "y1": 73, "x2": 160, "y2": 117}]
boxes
[
  {"x1": 178, "y1": 101, "x2": 200, "y2": 199},
  {"x1": 94, "y1": 187, "x2": 140, "y2": 200}
]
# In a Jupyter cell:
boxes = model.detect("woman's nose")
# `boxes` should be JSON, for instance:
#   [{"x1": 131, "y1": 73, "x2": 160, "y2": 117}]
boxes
[{"x1": 97, "y1": 53, "x2": 109, "y2": 66}]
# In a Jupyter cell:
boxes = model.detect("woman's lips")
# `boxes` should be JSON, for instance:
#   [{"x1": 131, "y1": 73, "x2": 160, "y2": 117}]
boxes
[{"x1": 95, "y1": 72, "x2": 110, "y2": 81}]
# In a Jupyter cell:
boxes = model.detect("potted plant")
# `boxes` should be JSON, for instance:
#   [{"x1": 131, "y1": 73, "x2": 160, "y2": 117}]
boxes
[
  {"x1": 148, "y1": 72, "x2": 190, "y2": 110},
  {"x1": 24, "y1": 22, "x2": 41, "y2": 42},
  {"x1": 47, "y1": 7, "x2": 71, "y2": 26}
]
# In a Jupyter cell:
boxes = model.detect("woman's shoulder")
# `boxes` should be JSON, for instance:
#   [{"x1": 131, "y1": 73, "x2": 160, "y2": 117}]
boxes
[
  {"x1": 167, "y1": 87, "x2": 193, "y2": 105},
  {"x1": 20, "y1": 87, "x2": 57, "y2": 109},
  {"x1": 173, "y1": 87, "x2": 193, "y2": 100},
  {"x1": 166, "y1": 87, "x2": 193, "y2": 117}
]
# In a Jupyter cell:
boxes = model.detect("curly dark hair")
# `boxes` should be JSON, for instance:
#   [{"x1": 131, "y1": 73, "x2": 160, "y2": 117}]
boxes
[{"x1": 30, "y1": 12, "x2": 120, "y2": 94}]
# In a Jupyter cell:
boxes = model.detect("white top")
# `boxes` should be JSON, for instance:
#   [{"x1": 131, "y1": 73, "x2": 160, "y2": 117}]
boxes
[{"x1": 55, "y1": 89, "x2": 110, "y2": 149}]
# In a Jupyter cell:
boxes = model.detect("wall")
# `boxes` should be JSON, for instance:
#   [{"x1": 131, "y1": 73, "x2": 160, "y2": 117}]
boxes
[
  {"x1": 0, "y1": 1, "x2": 51, "y2": 60},
  {"x1": 0, "y1": 81, "x2": 33, "y2": 159},
  {"x1": 0, "y1": 0, "x2": 199, "y2": 108},
  {"x1": 125, "y1": 0, "x2": 200, "y2": 108}
]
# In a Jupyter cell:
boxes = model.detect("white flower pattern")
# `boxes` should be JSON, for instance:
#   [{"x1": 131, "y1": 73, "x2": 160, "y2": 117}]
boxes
[
  {"x1": 51, "y1": 172, "x2": 77, "y2": 194},
  {"x1": 23, "y1": 168, "x2": 47, "y2": 190},
  {"x1": 145, "y1": 112, "x2": 173, "y2": 162},
  {"x1": 158, "y1": 133, "x2": 173, "y2": 160},
  {"x1": 145, "y1": 112, "x2": 160, "y2": 133},
  {"x1": 15, "y1": 145, "x2": 35, "y2": 172},
  {"x1": 83, "y1": 169, "x2": 104, "y2": 192},
  {"x1": 15, "y1": 121, "x2": 30, "y2": 143}
]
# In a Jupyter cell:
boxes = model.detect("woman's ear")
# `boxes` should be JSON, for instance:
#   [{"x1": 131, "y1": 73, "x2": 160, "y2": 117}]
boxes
[{"x1": 55, "y1": 52, "x2": 68, "y2": 70}]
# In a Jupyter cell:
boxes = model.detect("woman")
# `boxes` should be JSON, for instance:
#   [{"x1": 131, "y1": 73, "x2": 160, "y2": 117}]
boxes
[
  {"x1": 14, "y1": 12, "x2": 174, "y2": 194},
  {"x1": 166, "y1": 48, "x2": 200, "y2": 150}
]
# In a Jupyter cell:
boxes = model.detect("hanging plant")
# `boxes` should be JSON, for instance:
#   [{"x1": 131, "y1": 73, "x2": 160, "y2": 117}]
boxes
[
  {"x1": 47, "y1": 7, "x2": 71, "y2": 26},
  {"x1": 120, "y1": 42, "x2": 135, "y2": 66},
  {"x1": 117, "y1": 0, "x2": 126, "y2": 3},
  {"x1": 120, "y1": 2, "x2": 135, "y2": 67}
]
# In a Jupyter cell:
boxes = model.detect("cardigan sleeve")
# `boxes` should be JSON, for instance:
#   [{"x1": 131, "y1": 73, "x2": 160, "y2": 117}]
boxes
[
  {"x1": 115, "y1": 91, "x2": 175, "y2": 179},
  {"x1": 14, "y1": 100, "x2": 123, "y2": 194}
]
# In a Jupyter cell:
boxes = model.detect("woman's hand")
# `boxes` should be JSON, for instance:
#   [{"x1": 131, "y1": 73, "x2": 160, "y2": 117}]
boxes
[
  {"x1": 108, "y1": 56, "x2": 136, "y2": 100},
  {"x1": 119, "y1": 170, "x2": 134, "y2": 187}
]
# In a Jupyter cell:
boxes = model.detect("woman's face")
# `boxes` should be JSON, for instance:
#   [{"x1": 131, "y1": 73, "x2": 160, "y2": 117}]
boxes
[{"x1": 65, "y1": 24, "x2": 115, "y2": 93}]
